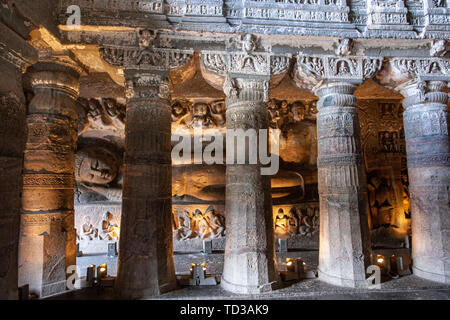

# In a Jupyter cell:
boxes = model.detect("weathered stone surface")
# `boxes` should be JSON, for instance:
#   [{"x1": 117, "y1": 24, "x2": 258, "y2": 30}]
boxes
[
  {"x1": 377, "y1": 57, "x2": 450, "y2": 284},
  {"x1": 399, "y1": 80, "x2": 449, "y2": 283},
  {"x1": 220, "y1": 76, "x2": 280, "y2": 294},
  {"x1": 0, "y1": 21, "x2": 37, "y2": 300},
  {"x1": 19, "y1": 57, "x2": 81, "y2": 298},
  {"x1": 314, "y1": 82, "x2": 372, "y2": 288},
  {"x1": 114, "y1": 70, "x2": 177, "y2": 299}
]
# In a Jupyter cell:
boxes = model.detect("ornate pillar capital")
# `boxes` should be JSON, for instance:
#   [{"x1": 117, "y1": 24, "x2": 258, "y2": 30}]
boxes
[
  {"x1": 124, "y1": 70, "x2": 170, "y2": 101},
  {"x1": 376, "y1": 56, "x2": 449, "y2": 98},
  {"x1": 100, "y1": 30, "x2": 194, "y2": 70},
  {"x1": 292, "y1": 53, "x2": 383, "y2": 94},
  {"x1": 200, "y1": 33, "x2": 291, "y2": 93}
]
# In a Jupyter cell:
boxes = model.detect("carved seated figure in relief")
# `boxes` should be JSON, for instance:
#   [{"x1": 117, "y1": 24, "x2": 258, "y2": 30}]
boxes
[
  {"x1": 175, "y1": 207, "x2": 226, "y2": 241},
  {"x1": 176, "y1": 210, "x2": 195, "y2": 240},
  {"x1": 367, "y1": 174, "x2": 396, "y2": 228},
  {"x1": 204, "y1": 206, "x2": 225, "y2": 239},
  {"x1": 287, "y1": 207, "x2": 299, "y2": 236},
  {"x1": 194, "y1": 209, "x2": 211, "y2": 240},
  {"x1": 171, "y1": 101, "x2": 189, "y2": 124},
  {"x1": 98, "y1": 211, "x2": 119, "y2": 241},
  {"x1": 275, "y1": 209, "x2": 290, "y2": 240},
  {"x1": 187, "y1": 102, "x2": 214, "y2": 128},
  {"x1": 80, "y1": 216, "x2": 98, "y2": 241},
  {"x1": 209, "y1": 100, "x2": 226, "y2": 127},
  {"x1": 268, "y1": 99, "x2": 281, "y2": 129},
  {"x1": 299, "y1": 207, "x2": 319, "y2": 237}
]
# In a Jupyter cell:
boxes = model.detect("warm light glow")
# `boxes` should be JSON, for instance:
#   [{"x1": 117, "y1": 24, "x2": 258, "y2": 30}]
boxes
[
  {"x1": 99, "y1": 267, "x2": 106, "y2": 272},
  {"x1": 377, "y1": 255, "x2": 385, "y2": 264},
  {"x1": 287, "y1": 261, "x2": 293, "y2": 267}
]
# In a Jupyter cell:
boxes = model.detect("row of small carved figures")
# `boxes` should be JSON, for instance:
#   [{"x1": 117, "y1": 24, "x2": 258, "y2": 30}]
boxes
[
  {"x1": 274, "y1": 207, "x2": 320, "y2": 238},
  {"x1": 173, "y1": 205, "x2": 319, "y2": 242},
  {"x1": 77, "y1": 212, "x2": 119, "y2": 241},
  {"x1": 171, "y1": 99, "x2": 318, "y2": 130},
  {"x1": 174, "y1": 206, "x2": 226, "y2": 241}
]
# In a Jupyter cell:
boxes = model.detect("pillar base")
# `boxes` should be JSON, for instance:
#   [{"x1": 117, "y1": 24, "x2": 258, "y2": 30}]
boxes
[
  {"x1": 318, "y1": 269, "x2": 369, "y2": 289},
  {"x1": 413, "y1": 266, "x2": 450, "y2": 284},
  {"x1": 117, "y1": 281, "x2": 177, "y2": 299},
  {"x1": 221, "y1": 276, "x2": 279, "y2": 295}
]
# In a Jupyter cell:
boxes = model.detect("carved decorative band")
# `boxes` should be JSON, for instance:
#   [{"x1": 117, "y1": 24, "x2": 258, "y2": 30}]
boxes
[
  {"x1": 297, "y1": 55, "x2": 382, "y2": 85},
  {"x1": 406, "y1": 153, "x2": 450, "y2": 167},
  {"x1": 22, "y1": 174, "x2": 75, "y2": 189},
  {"x1": 30, "y1": 71, "x2": 80, "y2": 100},
  {"x1": 125, "y1": 154, "x2": 172, "y2": 166},
  {"x1": 0, "y1": 41, "x2": 34, "y2": 71},
  {"x1": 101, "y1": 46, "x2": 193, "y2": 70},
  {"x1": 318, "y1": 186, "x2": 367, "y2": 195},
  {"x1": 318, "y1": 154, "x2": 363, "y2": 167},
  {"x1": 392, "y1": 58, "x2": 449, "y2": 80},
  {"x1": 402, "y1": 92, "x2": 448, "y2": 108},
  {"x1": 20, "y1": 212, "x2": 68, "y2": 225}
]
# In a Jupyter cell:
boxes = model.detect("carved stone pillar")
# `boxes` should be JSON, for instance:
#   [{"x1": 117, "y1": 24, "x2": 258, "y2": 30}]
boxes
[
  {"x1": 0, "y1": 23, "x2": 36, "y2": 299},
  {"x1": 398, "y1": 80, "x2": 449, "y2": 283},
  {"x1": 315, "y1": 82, "x2": 372, "y2": 288},
  {"x1": 377, "y1": 57, "x2": 449, "y2": 284},
  {"x1": 115, "y1": 70, "x2": 177, "y2": 298},
  {"x1": 220, "y1": 76, "x2": 280, "y2": 294},
  {"x1": 293, "y1": 53, "x2": 383, "y2": 288},
  {"x1": 19, "y1": 57, "x2": 81, "y2": 298}
]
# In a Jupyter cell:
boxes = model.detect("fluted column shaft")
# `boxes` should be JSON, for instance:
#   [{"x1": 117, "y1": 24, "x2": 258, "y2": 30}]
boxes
[
  {"x1": 221, "y1": 76, "x2": 279, "y2": 294},
  {"x1": 399, "y1": 80, "x2": 449, "y2": 283},
  {"x1": 19, "y1": 61, "x2": 80, "y2": 298},
  {"x1": 316, "y1": 82, "x2": 372, "y2": 288},
  {"x1": 115, "y1": 70, "x2": 177, "y2": 298}
]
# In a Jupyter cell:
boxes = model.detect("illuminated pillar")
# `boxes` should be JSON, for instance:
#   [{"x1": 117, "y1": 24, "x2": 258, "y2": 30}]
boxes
[
  {"x1": 316, "y1": 82, "x2": 372, "y2": 288},
  {"x1": 221, "y1": 76, "x2": 280, "y2": 294},
  {"x1": 399, "y1": 80, "x2": 449, "y2": 283},
  {"x1": 115, "y1": 70, "x2": 177, "y2": 298},
  {"x1": 19, "y1": 58, "x2": 80, "y2": 298}
]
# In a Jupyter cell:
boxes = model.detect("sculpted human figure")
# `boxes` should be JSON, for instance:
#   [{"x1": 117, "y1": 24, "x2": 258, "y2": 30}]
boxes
[
  {"x1": 367, "y1": 175, "x2": 395, "y2": 228},
  {"x1": 187, "y1": 102, "x2": 214, "y2": 128},
  {"x1": 210, "y1": 100, "x2": 226, "y2": 126},
  {"x1": 98, "y1": 211, "x2": 119, "y2": 241},
  {"x1": 80, "y1": 216, "x2": 98, "y2": 240},
  {"x1": 195, "y1": 209, "x2": 212, "y2": 240},
  {"x1": 287, "y1": 208, "x2": 299, "y2": 236},
  {"x1": 337, "y1": 60, "x2": 350, "y2": 75},
  {"x1": 171, "y1": 101, "x2": 189, "y2": 124},
  {"x1": 267, "y1": 99, "x2": 281, "y2": 129},
  {"x1": 204, "y1": 206, "x2": 225, "y2": 239},
  {"x1": 176, "y1": 210, "x2": 195, "y2": 240},
  {"x1": 299, "y1": 207, "x2": 315, "y2": 236},
  {"x1": 75, "y1": 146, "x2": 123, "y2": 202},
  {"x1": 103, "y1": 98, "x2": 126, "y2": 125},
  {"x1": 289, "y1": 101, "x2": 306, "y2": 123},
  {"x1": 275, "y1": 208, "x2": 290, "y2": 239}
]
